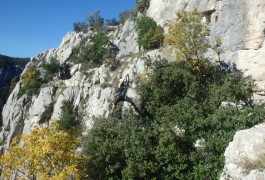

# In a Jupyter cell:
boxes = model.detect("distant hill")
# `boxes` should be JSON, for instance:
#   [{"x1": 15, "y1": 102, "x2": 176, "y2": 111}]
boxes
[
  {"x1": 0, "y1": 54, "x2": 30, "y2": 126},
  {"x1": 0, "y1": 54, "x2": 29, "y2": 68}
]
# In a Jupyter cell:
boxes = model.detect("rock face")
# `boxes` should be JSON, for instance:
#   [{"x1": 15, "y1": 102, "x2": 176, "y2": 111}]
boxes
[
  {"x1": 147, "y1": 0, "x2": 265, "y2": 100},
  {"x1": 221, "y1": 124, "x2": 265, "y2": 179},
  {"x1": 147, "y1": 2, "x2": 265, "y2": 177},
  {"x1": 1, "y1": 0, "x2": 265, "y2": 179},
  {"x1": 0, "y1": 22, "x2": 147, "y2": 154},
  {"x1": 0, "y1": 55, "x2": 29, "y2": 126}
]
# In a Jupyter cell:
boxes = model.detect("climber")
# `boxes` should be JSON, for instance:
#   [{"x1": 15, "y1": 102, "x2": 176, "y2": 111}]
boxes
[
  {"x1": 111, "y1": 78, "x2": 139, "y2": 115},
  {"x1": 59, "y1": 62, "x2": 70, "y2": 80}
]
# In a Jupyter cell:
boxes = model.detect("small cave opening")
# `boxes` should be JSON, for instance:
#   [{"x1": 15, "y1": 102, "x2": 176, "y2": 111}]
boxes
[{"x1": 202, "y1": 9, "x2": 216, "y2": 24}]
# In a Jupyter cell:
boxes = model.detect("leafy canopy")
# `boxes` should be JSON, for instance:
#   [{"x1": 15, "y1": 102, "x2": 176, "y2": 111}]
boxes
[
  {"x1": 41, "y1": 58, "x2": 60, "y2": 82},
  {"x1": 136, "y1": 16, "x2": 164, "y2": 50},
  {"x1": 0, "y1": 122, "x2": 87, "y2": 180},
  {"x1": 82, "y1": 9, "x2": 265, "y2": 179},
  {"x1": 164, "y1": 9, "x2": 211, "y2": 83},
  {"x1": 18, "y1": 67, "x2": 42, "y2": 98},
  {"x1": 58, "y1": 100, "x2": 80, "y2": 133}
]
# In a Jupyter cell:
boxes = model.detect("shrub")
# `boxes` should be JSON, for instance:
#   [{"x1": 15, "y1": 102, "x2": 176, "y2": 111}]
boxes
[
  {"x1": 164, "y1": 9, "x2": 211, "y2": 83},
  {"x1": 58, "y1": 100, "x2": 80, "y2": 133},
  {"x1": 136, "y1": 16, "x2": 164, "y2": 50},
  {"x1": 83, "y1": 60, "x2": 265, "y2": 179},
  {"x1": 86, "y1": 10, "x2": 104, "y2": 30},
  {"x1": 0, "y1": 122, "x2": 87, "y2": 179},
  {"x1": 135, "y1": 0, "x2": 150, "y2": 14},
  {"x1": 81, "y1": 7, "x2": 265, "y2": 179},
  {"x1": 73, "y1": 22, "x2": 89, "y2": 33},
  {"x1": 118, "y1": 10, "x2": 132, "y2": 24},
  {"x1": 18, "y1": 67, "x2": 42, "y2": 98},
  {"x1": 67, "y1": 33, "x2": 110, "y2": 69},
  {"x1": 106, "y1": 18, "x2": 118, "y2": 26},
  {"x1": 41, "y1": 58, "x2": 60, "y2": 82}
]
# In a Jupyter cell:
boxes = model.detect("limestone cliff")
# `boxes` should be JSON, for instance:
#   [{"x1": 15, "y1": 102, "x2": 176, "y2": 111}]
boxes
[{"x1": 1, "y1": 0, "x2": 265, "y2": 179}]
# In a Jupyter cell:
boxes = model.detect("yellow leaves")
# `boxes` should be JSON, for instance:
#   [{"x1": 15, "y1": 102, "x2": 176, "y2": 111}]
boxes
[
  {"x1": 21, "y1": 67, "x2": 40, "y2": 85},
  {"x1": 140, "y1": 69, "x2": 151, "y2": 84},
  {"x1": 0, "y1": 122, "x2": 88, "y2": 179},
  {"x1": 163, "y1": 8, "x2": 210, "y2": 63}
]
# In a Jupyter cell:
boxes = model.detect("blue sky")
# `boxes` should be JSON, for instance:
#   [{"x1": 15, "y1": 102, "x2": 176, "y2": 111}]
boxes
[{"x1": 0, "y1": 0, "x2": 136, "y2": 58}]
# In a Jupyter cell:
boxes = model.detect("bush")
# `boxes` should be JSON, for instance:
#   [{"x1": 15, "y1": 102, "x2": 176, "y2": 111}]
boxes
[
  {"x1": 73, "y1": 22, "x2": 89, "y2": 33},
  {"x1": 69, "y1": 31, "x2": 112, "y2": 68},
  {"x1": 0, "y1": 122, "x2": 87, "y2": 179},
  {"x1": 82, "y1": 60, "x2": 265, "y2": 179},
  {"x1": 86, "y1": 10, "x2": 104, "y2": 30},
  {"x1": 135, "y1": 0, "x2": 150, "y2": 14},
  {"x1": 164, "y1": 9, "x2": 211, "y2": 83},
  {"x1": 106, "y1": 18, "x2": 118, "y2": 26},
  {"x1": 136, "y1": 16, "x2": 164, "y2": 50},
  {"x1": 41, "y1": 58, "x2": 60, "y2": 82},
  {"x1": 118, "y1": 10, "x2": 132, "y2": 24},
  {"x1": 58, "y1": 100, "x2": 80, "y2": 133},
  {"x1": 84, "y1": 32, "x2": 108, "y2": 65},
  {"x1": 81, "y1": 8, "x2": 265, "y2": 179},
  {"x1": 18, "y1": 67, "x2": 42, "y2": 98}
]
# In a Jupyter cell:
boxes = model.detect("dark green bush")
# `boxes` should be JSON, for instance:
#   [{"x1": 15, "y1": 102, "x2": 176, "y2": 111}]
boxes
[
  {"x1": 69, "y1": 32, "x2": 118, "y2": 69},
  {"x1": 73, "y1": 22, "x2": 89, "y2": 33},
  {"x1": 79, "y1": 32, "x2": 109, "y2": 67},
  {"x1": 135, "y1": 0, "x2": 150, "y2": 14},
  {"x1": 83, "y1": 60, "x2": 265, "y2": 179},
  {"x1": 118, "y1": 10, "x2": 132, "y2": 24},
  {"x1": 86, "y1": 10, "x2": 104, "y2": 30},
  {"x1": 136, "y1": 16, "x2": 164, "y2": 50},
  {"x1": 106, "y1": 18, "x2": 118, "y2": 26},
  {"x1": 58, "y1": 100, "x2": 80, "y2": 133},
  {"x1": 41, "y1": 58, "x2": 60, "y2": 82}
]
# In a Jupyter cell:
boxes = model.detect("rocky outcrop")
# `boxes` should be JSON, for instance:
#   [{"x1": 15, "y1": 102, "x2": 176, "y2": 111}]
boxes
[
  {"x1": 147, "y1": 0, "x2": 265, "y2": 100},
  {"x1": 0, "y1": 21, "x2": 150, "y2": 152},
  {"x1": 147, "y1": 2, "x2": 265, "y2": 177},
  {"x1": 221, "y1": 124, "x2": 265, "y2": 179},
  {"x1": 1, "y1": 0, "x2": 265, "y2": 179},
  {"x1": 0, "y1": 55, "x2": 29, "y2": 128}
]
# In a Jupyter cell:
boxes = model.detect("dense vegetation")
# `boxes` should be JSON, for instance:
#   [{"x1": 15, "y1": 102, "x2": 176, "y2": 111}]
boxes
[
  {"x1": 68, "y1": 31, "x2": 119, "y2": 70},
  {"x1": 136, "y1": 16, "x2": 164, "y2": 50},
  {"x1": 81, "y1": 9, "x2": 265, "y2": 179},
  {"x1": 1, "y1": 6, "x2": 265, "y2": 179},
  {"x1": 0, "y1": 122, "x2": 87, "y2": 179},
  {"x1": 58, "y1": 100, "x2": 80, "y2": 133},
  {"x1": 18, "y1": 58, "x2": 60, "y2": 98},
  {"x1": 41, "y1": 58, "x2": 60, "y2": 82}
]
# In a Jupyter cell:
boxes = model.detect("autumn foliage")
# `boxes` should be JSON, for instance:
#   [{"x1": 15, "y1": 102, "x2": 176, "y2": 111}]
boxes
[
  {"x1": 164, "y1": 9, "x2": 211, "y2": 83},
  {"x1": 0, "y1": 122, "x2": 87, "y2": 180}
]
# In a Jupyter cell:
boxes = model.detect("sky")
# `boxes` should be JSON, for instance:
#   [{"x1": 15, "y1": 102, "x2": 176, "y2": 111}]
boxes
[{"x1": 0, "y1": 0, "x2": 136, "y2": 58}]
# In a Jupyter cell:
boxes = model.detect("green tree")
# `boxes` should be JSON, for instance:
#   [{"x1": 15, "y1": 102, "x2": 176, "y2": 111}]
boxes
[
  {"x1": 73, "y1": 22, "x2": 89, "y2": 33},
  {"x1": 164, "y1": 9, "x2": 211, "y2": 83},
  {"x1": 118, "y1": 10, "x2": 131, "y2": 24},
  {"x1": 87, "y1": 10, "x2": 104, "y2": 30},
  {"x1": 81, "y1": 7, "x2": 265, "y2": 179},
  {"x1": 135, "y1": 0, "x2": 150, "y2": 14},
  {"x1": 106, "y1": 18, "x2": 118, "y2": 26},
  {"x1": 41, "y1": 58, "x2": 60, "y2": 82},
  {"x1": 83, "y1": 60, "x2": 265, "y2": 179},
  {"x1": 18, "y1": 67, "x2": 42, "y2": 98},
  {"x1": 136, "y1": 16, "x2": 164, "y2": 50},
  {"x1": 79, "y1": 31, "x2": 109, "y2": 67},
  {"x1": 58, "y1": 100, "x2": 80, "y2": 132}
]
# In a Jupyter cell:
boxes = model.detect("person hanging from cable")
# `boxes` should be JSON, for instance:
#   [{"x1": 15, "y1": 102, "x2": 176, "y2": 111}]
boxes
[{"x1": 111, "y1": 75, "x2": 139, "y2": 115}]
